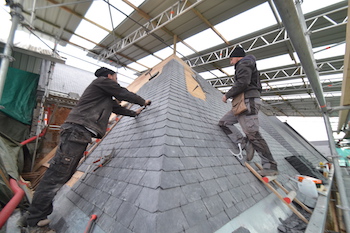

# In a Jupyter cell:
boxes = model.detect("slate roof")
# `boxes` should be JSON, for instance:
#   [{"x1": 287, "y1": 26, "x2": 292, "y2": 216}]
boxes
[{"x1": 49, "y1": 57, "x2": 326, "y2": 233}]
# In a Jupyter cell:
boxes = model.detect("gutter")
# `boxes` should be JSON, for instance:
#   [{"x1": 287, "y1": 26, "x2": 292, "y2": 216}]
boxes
[{"x1": 0, "y1": 178, "x2": 25, "y2": 229}]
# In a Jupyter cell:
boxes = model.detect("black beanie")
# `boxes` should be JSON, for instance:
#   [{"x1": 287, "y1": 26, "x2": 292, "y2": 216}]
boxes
[
  {"x1": 94, "y1": 67, "x2": 116, "y2": 77},
  {"x1": 230, "y1": 46, "x2": 246, "y2": 57}
]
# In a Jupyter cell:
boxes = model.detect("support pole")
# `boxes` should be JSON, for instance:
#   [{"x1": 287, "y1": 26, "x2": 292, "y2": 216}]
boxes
[
  {"x1": 323, "y1": 112, "x2": 350, "y2": 233},
  {"x1": 273, "y1": 0, "x2": 350, "y2": 231},
  {"x1": 0, "y1": 0, "x2": 24, "y2": 103},
  {"x1": 173, "y1": 35, "x2": 177, "y2": 55}
]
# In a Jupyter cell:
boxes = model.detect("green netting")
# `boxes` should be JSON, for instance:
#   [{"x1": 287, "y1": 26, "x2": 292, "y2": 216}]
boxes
[{"x1": 0, "y1": 67, "x2": 39, "y2": 125}]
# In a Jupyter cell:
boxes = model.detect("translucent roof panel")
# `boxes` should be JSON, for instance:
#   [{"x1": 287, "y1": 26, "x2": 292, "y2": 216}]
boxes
[
  {"x1": 301, "y1": 0, "x2": 345, "y2": 14},
  {"x1": 154, "y1": 47, "x2": 174, "y2": 60},
  {"x1": 256, "y1": 54, "x2": 296, "y2": 71},
  {"x1": 74, "y1": 0, "x2": 146, "y2": 49},
  {"x1": 215, "y1": 2, "x2": 277, "y2": 41},
  {"x1": 137, "y1": 55, "x2": 162, "y2": 69},
  {"x1": 183, "y1": 29, "x2": 225, "y2": 52}
]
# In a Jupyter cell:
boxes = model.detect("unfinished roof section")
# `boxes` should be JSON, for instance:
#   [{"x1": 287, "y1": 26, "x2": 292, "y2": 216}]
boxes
[{"x1": 50, "y1": 56, "x2": 326, "y2": 233}]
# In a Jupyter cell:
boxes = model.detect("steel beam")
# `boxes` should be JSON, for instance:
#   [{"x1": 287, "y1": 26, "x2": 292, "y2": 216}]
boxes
[
  {"x1": 273, "y1": 1, "x2": 350, "y2": 232},
  {"x1": 99, "y1": 0, "x2": 205, "y2": 59},
  {"x1": 184, "y1": 6, "x2": 347, "y2": 68}
]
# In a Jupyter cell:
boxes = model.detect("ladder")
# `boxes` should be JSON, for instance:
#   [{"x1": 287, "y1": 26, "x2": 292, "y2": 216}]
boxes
[{"x1": 245, "y1": 162, "x2": 311, "y2": 224}]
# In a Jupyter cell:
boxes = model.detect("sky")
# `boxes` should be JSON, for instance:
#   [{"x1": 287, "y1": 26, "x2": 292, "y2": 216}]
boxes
[{"x1": 0, "y1": 0, "x2": 346, "y2": 142}]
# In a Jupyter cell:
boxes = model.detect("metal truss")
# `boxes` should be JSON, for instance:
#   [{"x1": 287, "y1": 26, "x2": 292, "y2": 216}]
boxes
[
  {"x1": 184, "y1": 5, "x2": 347, "y2": 67},
  {"x1": 261, "y1": 80, "x2": 342, "y2": 96},
  {"x1": 99, "y1": 0, "x2": 204, "y2": 59},
  {"x1": 207, "y1": 56, "x2": 344, "y2": 88}
]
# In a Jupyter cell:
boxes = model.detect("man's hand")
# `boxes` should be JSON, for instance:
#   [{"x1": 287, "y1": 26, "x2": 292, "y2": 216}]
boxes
[
  {"x1": 145, "y1": 100, "x2": 152, "y2": 106},
  {"x1": 222, "y1": 95, "x2": 227, "y2": 103}
]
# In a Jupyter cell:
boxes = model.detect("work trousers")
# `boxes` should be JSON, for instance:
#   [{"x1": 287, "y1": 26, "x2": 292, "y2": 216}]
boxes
[
  {"x1": 219, "y1": 98, "x2": 277, "y2": 169},
  {"x1": 27, "y1": 123, "x2": 91, "y2": 226}
]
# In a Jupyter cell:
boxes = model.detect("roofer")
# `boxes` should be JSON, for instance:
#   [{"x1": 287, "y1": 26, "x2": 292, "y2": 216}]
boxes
[
  {"x1": 218, "y1": 46, "x2": 278, "y2": 176},
  {"x1": 19, "y1": 67, "x2": 151, "y2": 232}
]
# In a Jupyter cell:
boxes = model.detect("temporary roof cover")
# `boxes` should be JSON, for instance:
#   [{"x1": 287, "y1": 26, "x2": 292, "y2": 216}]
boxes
[{"x1": 49, "y1": 56, "x2": 326, "y2": 233}]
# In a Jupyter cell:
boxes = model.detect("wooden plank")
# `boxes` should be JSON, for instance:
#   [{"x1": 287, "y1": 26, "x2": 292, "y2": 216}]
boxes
[
  {"x1": 245, "y1": 162, "x2": 309, "y2": 223},
  {"x1": 33, "y1": 146, "x2": 57, "y2": 172},
  {"x1": 255, "y1": 162, "x2": 313, "y2": 214}
]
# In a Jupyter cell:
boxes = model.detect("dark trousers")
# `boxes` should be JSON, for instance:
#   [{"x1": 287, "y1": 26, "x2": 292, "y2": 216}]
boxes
[
  {"x1": 27, "y1": 123, "x2": 91, "y2": 226},
  {"x1": 219, "y1": 98, "x2": 277, "y2": 169}
]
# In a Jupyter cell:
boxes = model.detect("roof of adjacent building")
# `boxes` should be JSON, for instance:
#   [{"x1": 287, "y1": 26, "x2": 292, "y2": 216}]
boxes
[{"x1": 49, "y1": 56, "x2": 327, "y2": 233}]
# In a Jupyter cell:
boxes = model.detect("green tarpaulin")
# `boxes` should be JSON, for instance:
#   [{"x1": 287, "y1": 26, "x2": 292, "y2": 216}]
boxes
[{"x1": 0, "y1": 67, "x2": 39, "y2": 125}]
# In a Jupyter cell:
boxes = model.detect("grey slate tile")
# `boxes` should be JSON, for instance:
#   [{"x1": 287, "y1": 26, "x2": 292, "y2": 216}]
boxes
[
  {"x1": 208, "y1": 211, "x2": 231, "y2": 232},
  {"x1": 103, "y1": 195, "x2": 122, "y2": 218},
  {"x1": 180, "y1": 169, "x2": 204, "y2": 184},
  {"x1": 116, "y1": 202, "x2": 139, "y2": 228},
  {"x1": 181, "y1": 199, "x2": 210, "y2": 227},
  {"x1": 198, "y1": 167, "x2": 218, "y2": 180},
  {"x1": 120, "y1": 184, "x2": 143, "y2": 203},
  {"x1": 139, "y1": 171, "x2": 161, "y2": 189},
  {"x1": 200, "y1": 179, "x2": 222, "y2": 196},
  {"x1": 129, "y1": 209, "x2": 157, "y2": 233},
  {"x1": 162, "y1": 156, "x2": 185, "y2": 171},
  {"x1": 219, "y1": 190, "x2": 236, "y2": 208},
  {"x1": 159, "y1": 171, "x2": 186, "y2": 189},
  {"x1": 158, "y1": 187, "x2": 188, "y2": 211},
  {"x1": 156, "y1": 208, "x2": 189, "y2": 233},
  {"x1": 181, "y1": 182, "x2": 207, "y2": 202},
  {"x1": 202, "y1": 195, "x2": 227, "y2": 217}
]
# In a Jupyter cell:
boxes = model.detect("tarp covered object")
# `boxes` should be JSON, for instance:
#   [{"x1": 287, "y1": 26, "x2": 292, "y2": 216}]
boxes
[
  {"x1": 0, "y1": 132, "x2": 23, "y2": 207},
  {"x1": 0, "y1": 67, "x2": 39, "y2": 125}
]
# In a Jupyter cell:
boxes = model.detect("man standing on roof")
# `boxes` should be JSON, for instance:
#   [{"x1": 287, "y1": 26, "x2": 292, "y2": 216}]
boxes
[
  {"x1": 20, "y1": 67, "x2": 151, "y2": 232},
  {"x1": 218, "y1": 46, "x2": 278, "y2": 176}
]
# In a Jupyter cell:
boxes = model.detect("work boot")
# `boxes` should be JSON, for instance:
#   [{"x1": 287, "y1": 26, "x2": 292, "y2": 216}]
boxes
[
  {"x1": 24, "y1": 225, "x2": 55, "y2": 233},
  {"x1": 17, "y1": 211, "x2": 29, "y2": 227},
  {"x1": 37, "y1": 219, "x2": 51, "y2": 227},
  {"x1": 243, "y1": 138, "x2": 254, "y2": 161},
  {"x1": 258, "y1": 169, "x2": 279, "y2": 176},
  {"x1": 258, "y1": 163, "x2": 279, "y2": 176}
]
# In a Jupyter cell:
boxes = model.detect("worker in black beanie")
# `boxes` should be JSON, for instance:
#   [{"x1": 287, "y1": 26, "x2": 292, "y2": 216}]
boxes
[
  {"x1": 219, "y1": 46, "x2": 279, "y2": 176},
  {"x1": 21, "y1": 67, "x2": 151, "y2": 232}
]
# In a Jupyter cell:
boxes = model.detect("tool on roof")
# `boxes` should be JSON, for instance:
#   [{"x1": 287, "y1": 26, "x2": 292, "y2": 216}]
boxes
[
  {"x1": 84, "y1": 214, "x2": 97, "y2": 233},
  {"x1": 229, "y1": 144, "x2": 246, "y2": 166},
  {"x1": 245, "y1": 162, "x2": 309, "y2": 223},
  {"x1": 92, "y1": 148, "x2": 116, "y2": 172},
  {"x1": 145, "y1": 68, "x2": 160, "y2": 81},
  {"x1": 81, "y1": 148, "x2": 116, "y2": 181},
  {"x1": 135, "y1": 100, "x2": 152, "y2": 118}
]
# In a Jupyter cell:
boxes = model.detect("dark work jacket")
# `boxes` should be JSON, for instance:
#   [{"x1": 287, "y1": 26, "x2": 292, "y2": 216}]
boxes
[
  {"x1": 65, "y1": 77, "x2": 146, "y2": 138},
  {"x1": 225, "y1": 55, "x2": 262, "y2": 99}
]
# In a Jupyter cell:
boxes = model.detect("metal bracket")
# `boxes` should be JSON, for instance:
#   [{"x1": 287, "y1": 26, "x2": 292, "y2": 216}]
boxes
[
  {"x1": 336, "y1": 205, "x2": 350, "y2": 211},
  {"x1": 0, "y1": 54, "x2": 15, "y2": 62}
]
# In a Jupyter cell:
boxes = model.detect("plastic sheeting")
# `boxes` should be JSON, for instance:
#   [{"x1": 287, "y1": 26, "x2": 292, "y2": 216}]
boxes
[
  {"x1": 0, "y1": 132, "x2": 23, "y2": 207},
  {"x1": 0, "y1": 67, "x2": 39, "y2": 125}
]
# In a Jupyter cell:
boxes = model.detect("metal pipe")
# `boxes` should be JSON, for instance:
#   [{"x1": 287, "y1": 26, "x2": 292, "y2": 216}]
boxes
[
  {"x1": 273, "y1": 0, "x2": 327, "y2": 112},
  {"x1": 0, "y1": 0, "x2": 24, "y2": 102},
  {"x1": 323, "y1": 112, "x2": 350, "y2": 233},
  {"x1": 273, "y1": 0, "x2": 350, "y2": 231}
]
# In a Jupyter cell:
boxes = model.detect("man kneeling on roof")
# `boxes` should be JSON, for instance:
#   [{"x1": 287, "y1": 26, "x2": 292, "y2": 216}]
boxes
[
  {"x1": 18, "y1": 67, "x2": 151, "y2": 233},
  {"x1": 218, "y1": 46, "x2": 278, "y2": 176}
]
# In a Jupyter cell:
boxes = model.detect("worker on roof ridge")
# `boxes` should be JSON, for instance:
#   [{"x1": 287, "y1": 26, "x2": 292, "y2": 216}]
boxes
[
  {"x1": 19, "y1": 67, "x2": 151, "y2": 232},
  {"x1": 219, "y1": 46, "x2": 279, "y2": 176}
]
